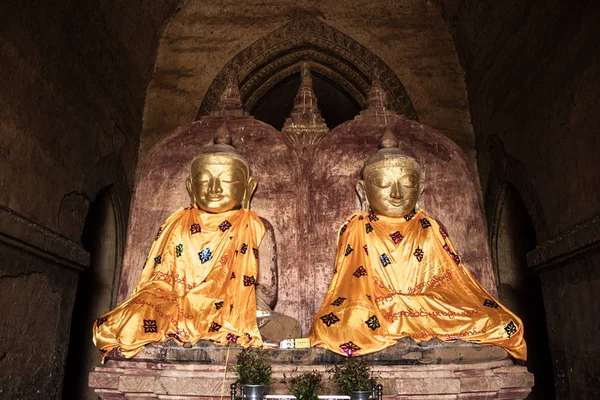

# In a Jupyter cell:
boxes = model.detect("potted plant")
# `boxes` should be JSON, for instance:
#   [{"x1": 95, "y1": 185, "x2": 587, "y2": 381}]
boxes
[
  {"x1": 329, "y1": 358, "x2": 377, "y2": 400},
  {"x1": 234, "y1": 348, "x2": 274, "y2": 400},
  {"x1": 285, "y1": 371, "x2": 323, "y2": 400}
]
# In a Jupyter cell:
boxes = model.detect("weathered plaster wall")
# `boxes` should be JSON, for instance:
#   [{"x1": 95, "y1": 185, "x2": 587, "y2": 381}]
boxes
[
  {"x1": 435, "y1": 0, "x2": 600, "y2": 397},
  {"x1": 437, "y1": 0, "x2": 600, "y2": 237},
  {"x1": 538, "y1": 248, "x2": 600, "y2": 399},
  {"x1": 140, "y1": 0, "x2": 475, "y2": 166},
  {"x1": 0, "y1": 1, "x2": 180, "y2": 398}
]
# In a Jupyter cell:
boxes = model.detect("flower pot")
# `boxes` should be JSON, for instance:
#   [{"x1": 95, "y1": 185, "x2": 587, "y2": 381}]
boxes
[
  {"x1": 243, "y1": 384, "x2": 266, "y2": 400},
  {"x1": 349, "y1": 391, "x2": 371, "y2": 400}
]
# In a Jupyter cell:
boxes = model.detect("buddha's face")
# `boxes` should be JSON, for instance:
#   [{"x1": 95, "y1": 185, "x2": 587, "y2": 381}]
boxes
[
  {"x1": 187, "y1": 154, "x2": 253, "y2": 213},
  {"x1": 363, "y1": 158, "x2": 420, "y2": 217}
]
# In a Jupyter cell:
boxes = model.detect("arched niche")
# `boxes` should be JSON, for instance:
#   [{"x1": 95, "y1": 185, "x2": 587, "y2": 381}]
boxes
[{"x1": 197, "y1": 16, "x2": 417, "y2": 123}]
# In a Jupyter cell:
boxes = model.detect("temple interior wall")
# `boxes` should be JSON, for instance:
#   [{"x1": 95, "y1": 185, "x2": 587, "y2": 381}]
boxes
[
  {"x1": 0, "y1": 1, "x2": 598, "y2": 399},
  {"x1": 436, "y1": 0, "x2": 600, "y2": 397},
  {"x1": 0, "y1": 2, "x2": 178, "y2": 398}
]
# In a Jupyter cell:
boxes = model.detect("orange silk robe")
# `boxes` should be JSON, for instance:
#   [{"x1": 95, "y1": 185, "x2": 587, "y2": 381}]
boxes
[
  {"x1": 309, "y1": 210, "x2": 527, "y2": 360},
  {"x1": 93, "y1": 206, "x2": 264, "y2": 361}
]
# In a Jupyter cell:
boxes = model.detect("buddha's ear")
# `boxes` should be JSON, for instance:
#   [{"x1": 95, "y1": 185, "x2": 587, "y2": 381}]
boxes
[
  {"x1": 356, "y1": 180, "x2": 370, "y2": 214},
  {"x1": 185, "y1": 177, "x2": 195, "y2": 204},
  {"x1": 416, "y1": 169, "x2": 425, "y2": 211},
  {"x1": 242, "y1": 176, "x2": 257, "y2": 209}
]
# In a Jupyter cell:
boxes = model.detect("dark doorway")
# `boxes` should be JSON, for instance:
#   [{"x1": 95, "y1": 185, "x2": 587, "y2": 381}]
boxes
[
  {"x1": 495, "y1": 184, "x2": 555, "y2": 399},
  {"x1": 63, "y1": 186, "x2": 120, "y2": 400}
]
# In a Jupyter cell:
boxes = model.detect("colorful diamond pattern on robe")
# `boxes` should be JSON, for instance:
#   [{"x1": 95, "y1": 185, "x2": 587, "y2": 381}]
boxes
[
  {"x1": 175, "y1": 244, "x2": 184, "y2": 257},
  {"x1": 321, "y1": 312, "x2": 341, "y2": 327},
  {"x1": 353, "y1": 265, "x2": 367, "y2": 278},
  {"x1": 331, "y1": 297, "x2": 347, "y2": 306},
  {"x1": 380, "y1": 253, "x2": 392, "y2": 267},
  {"x1": 344, "y1": 245, "x2": 354, "y2": 256},
  {"x1": 199, "y1": 248, "x2": 213, "y2": 264},
  {"x1": 413, "y1": 247, "x2": 424, "y2": 262},
  {"x1": 190, "y1": 223, "x2": 202, "y2": 235},
  {"x1": 214, "y1": 301, "x2": 224, "y2": 310},
  {"x1": 154, "y1": 255, "x2": 162, "y2": 264},
  {"x1": 209, "y1": 321, "x2": 222, "y2": 332},
  {"x1": 365, "y1": 315, "x2": 381, "y2": 331},
  {"x1": 404, "y1": 212, "x2": 415, "y2": 221},
  {"x1": 167, "y1": 332, "x2": 183, "y2": 343},
  {"x1": 96, "y1": 316, "x2": 108, "y2": 328},
  {"x1": 439, "y1": 227, "x2": 449, "y2": 239},
  {"x1": 339, "y1": 341, "x2": 361, "y2": 356},
  {"x1": 483, "y1": 299, "x2": 499, "y2": 309},
  {"x1": 219, "y1": 220, "x2": 232, "y2": 232},
  {"x1": 240, "y1": 243, "x2": 248, "y2": 254},
  {"x1": 143, "y1": 319, "x2": 158, "y2": 333},
  {"x1": 253, "y1": 248, "x2": 259, "y2": 259},
  {"x1": 389, "y1": 231, "x2": 404, "y2": 244},
  {"x1": 339, "y1": 225, "x2": 347, "y2": 237},
  {"x1": 365, "y1": 223, "x2": 374, "y2": 234},
  {"x1": 243, "y1": 275, "x2": 256, "y2": 286},
  {"x1": 420, "y1": 218, "x2": 431, "y2": 228},
  {"x1": 363, "y1": 245, "x2": 369, "y2": 255},
  {"x1": 226, "y1": 333, "x2": 239, "y2": 343},
  {"x1": 442, "y1": 244, "x2": 461, "y2": 264},
  {"x1": 505, "y1": 321, "x2": 517, "y2": 337},
  {"x1": 368, "y1": 212, "x2": 379, "y2": 222},
  {"x1": 155, "y1": 227, "x2": 163, "y2": 241}
]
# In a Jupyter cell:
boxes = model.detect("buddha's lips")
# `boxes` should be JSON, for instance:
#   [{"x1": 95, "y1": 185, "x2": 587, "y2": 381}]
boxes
[
  {"x1": 388, "y1": 199, "x2": 405, "y2": 206},
  {"x1": 206, "y1": 195, "x2": 225, "y2": 202}
]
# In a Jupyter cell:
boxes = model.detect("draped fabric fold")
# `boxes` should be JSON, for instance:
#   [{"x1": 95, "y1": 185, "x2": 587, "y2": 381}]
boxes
[
  {"x1": 93, "y1": 206, "x2": 264, "y2": 361},
  {"x1": 308, "y1": 210, "x2": 526, "y2": 360}
]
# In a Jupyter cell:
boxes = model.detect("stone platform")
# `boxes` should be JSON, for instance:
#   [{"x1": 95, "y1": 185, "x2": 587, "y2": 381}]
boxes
[{"x1": 89, "y1": 341, "x2": 533, "y2": 399}]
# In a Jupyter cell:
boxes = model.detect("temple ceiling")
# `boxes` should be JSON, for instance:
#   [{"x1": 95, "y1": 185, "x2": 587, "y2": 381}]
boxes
[{"x1": 140, "y1": 1, "x2": 476, "y2": 166}]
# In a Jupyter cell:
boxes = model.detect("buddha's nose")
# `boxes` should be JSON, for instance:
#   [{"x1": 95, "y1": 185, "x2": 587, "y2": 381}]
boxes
[
  {"x1": 390, "y1": 181, "x2": 402, "y2": 199},
  {"x1": 209, "y1": 178, "x2": 223, "y2": 193}
]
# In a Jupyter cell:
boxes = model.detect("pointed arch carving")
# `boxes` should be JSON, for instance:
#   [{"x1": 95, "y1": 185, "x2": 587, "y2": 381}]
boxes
[{"x1": 197, "y1": 16, "x2": 417, "y2": 120}]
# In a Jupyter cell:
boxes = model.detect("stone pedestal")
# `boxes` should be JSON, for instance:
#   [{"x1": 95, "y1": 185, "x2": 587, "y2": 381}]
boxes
[{"x1": 89, "y1": 343, "x2": 533, "y2": 399}]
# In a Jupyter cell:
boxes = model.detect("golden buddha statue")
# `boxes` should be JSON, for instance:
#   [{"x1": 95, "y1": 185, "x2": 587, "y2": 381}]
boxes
[
  {"x1": 308, "y1": 129, "x2": 527, "y2": 360},
  {"x1": 93, "y1": 127, "x2": 300, "y2": 361}
]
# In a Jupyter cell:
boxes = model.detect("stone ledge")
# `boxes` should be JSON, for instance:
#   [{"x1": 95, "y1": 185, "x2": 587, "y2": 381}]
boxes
[
  {"x1": 0, "y1": 205, "x2": 89, "y2": 270},
  {"x1": 527, "y1": 213, "x2": 600, "y2": 270},
  {"x1": 90, "y1": 358, "x2": 532, "y2": 399},
  {"x1": 105, "y1": 338, "x2": 508, "y2": 366}
]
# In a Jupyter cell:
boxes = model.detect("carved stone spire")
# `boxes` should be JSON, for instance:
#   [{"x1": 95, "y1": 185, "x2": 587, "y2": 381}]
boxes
[
  {"x1": 214, "y1": 71, "x2": 243, "y2": 116},
  {"x1": 358, "y1": 73, "x2": 396, "y2": 118},
  {"x1": 282, "y1": 63, "x2": 329, "y2": 160}
]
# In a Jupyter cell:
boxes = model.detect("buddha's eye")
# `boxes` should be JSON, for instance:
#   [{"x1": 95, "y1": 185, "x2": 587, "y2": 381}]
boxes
[
  {"x1": 371, "y1": 177, "x2": 391, "y2": 188},
  {"x1": 196, "y1": 173, "x2": 211, "y2": 184},
  {"x1": 219, "y1": 172, "x2": 241, "y2": 184},
  {"x1": 400, "y1": 175, "x2": 416, "y2": 188}
]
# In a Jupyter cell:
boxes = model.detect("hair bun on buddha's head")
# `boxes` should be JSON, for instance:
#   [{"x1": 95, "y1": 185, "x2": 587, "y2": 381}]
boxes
[
  {"x1": 362, "y1": 126, "x2": 421, "y2": 178},
  {"x1": 379, "y1": 127, "x2": 399, "y2": 149},
  {"x1": 214, "y1": 124, "x2": 233, "y2": 146},
  {"x1": 191, "y1": 122, "x2": 250, "y2": 173}
]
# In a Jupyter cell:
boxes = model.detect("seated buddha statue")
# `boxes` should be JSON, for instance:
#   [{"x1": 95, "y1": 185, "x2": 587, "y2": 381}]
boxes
[
  {"x1": 308, "y1": 129, "x2": 527, "y2": 360},
  {"x1": 93, "y1": 128, "x2": 300, "y2": 361}
]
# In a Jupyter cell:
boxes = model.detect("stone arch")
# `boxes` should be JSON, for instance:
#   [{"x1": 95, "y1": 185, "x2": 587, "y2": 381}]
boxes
[
  {"x1": 485, "y1": 134, "x2": 550, "y2": 283},
  {"x1": 197, "y1": 15, "x2": 417, "y2": 121}
]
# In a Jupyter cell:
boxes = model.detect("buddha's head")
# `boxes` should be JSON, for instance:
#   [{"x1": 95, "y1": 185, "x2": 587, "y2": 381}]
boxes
[
  {"x1": 186, "y1": 125, "x2": 257, "y2": 213},
  {"x1": 357, "y1": 128, "x2": 422, "y2": 217}
]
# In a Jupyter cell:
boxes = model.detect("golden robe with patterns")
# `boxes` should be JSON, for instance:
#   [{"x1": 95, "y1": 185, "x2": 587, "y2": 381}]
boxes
[
  {"x1": 309, "y1": 210, "x2": 527, "y2": 360},
  {"x1": 93, "y1": 206, "x2": 264, "y2": 361}
]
